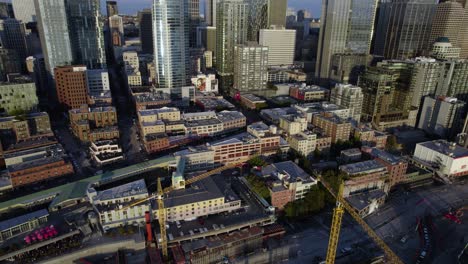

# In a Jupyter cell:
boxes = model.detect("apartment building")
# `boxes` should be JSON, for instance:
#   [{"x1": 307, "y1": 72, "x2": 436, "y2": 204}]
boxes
[
  {"x1": 279, "y1": 114, "x2": 307, "y2": 135},
  {"x1": 0, "y1": 76, "x2": 38, "y2": 114},
  {"x1": 69, "y1": 105, "x2": 119, "y2": 142},
  {"x1": 55, "y1": 66, "x2": 88, "y2": 109},
  {"x1": 353, "y1": 124, "x2": 388, "y2": 149},
  {"x1": 143, "y1": 133, "x2": 170, "y2": 154},
  {"x1": 216, "y1": 111, "x2": 246, "y2": 131},
  {"x1": 5, "y1": 144, "x2": 74, "y2": 188},
  {"x1": 185, "y1": 118, "x2": 224, "y2": 136},
  {"x1": 89, "y1": 140, "x2": 124, "y2": 166},
  {"x1": 239, "y1": 94, "x2": 266, "y2": 110},
  {"x1": 312, "y1": 112, "x2": 351, "y2": 143},
  {"x1": 174, "y1": 146, "x2": 215, "y2": 172},
  {"x1": 339, "y1": 160, "x2": 390, "y2": 217},
  {"x1": 262, "y1": 161, "x2": 318, "y2": 210},
  {"x1": 88, "y1": 179, "x2": 150, "y2": 230},
  {"x1": 293, "y1": 102, "x2": 350, "y2": 123},
  {"x1": 371, "y1": 148, "x2": 408, "y2": 187},
  {"x1": 288, "y1": 131, "x2": 317, "y2": 157},
  {"x1": 288, "y1": 84, "x2": 329, "y2": 102}
]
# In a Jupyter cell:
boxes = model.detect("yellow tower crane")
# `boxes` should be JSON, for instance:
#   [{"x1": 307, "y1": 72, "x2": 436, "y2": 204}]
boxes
[
  {"x1": 122, "y1": 156, "x2": 250, "y2": 260},
  {"x1": 319, "y1": 176, "x2": 403, "y2": 264}
]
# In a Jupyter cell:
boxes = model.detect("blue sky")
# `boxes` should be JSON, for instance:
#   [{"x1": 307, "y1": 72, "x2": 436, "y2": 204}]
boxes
[{"x1": 108, "y1": 0, "x2": 321, "y2": 17}]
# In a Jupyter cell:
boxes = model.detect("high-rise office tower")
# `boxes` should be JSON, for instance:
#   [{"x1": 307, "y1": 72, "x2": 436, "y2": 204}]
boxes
[
  {"x1": 429, "y1": 0, "x2": 465, "y2": 49},
  {"x1": 205, "y1": 0, "x2": 217, "y2": 26},
  {"x1": 374, "y1": 0, "x2": 436, "y2": 60},
  {"x1": 106, "y1": 1, "x2": 118, "y2": 17},
  {"x1": 408, "y1": 58, "x2": 444, "y2": 109},
  {"x1": 436, "y1": 60, "x2": 468, "y2": 102},
  {"x1": 418, "y1": 96, "x2": 466, "y2": 138},
  {"x1": 12, "y1": 0, "x2": 37, "y2": 23},
  {"x1": 188, "y1": 0, "x2": 200, "y2": 47},
  {"x1": 152, "y1": 0, "x2": 190, "y2": 96},
  {"x1": 139, "y1": 9, "x2": 153, "y2": 54},
  {"x1": 347, "y1": 0, "x2": 379, "y2": 54},
  {"x1": 54, "y1": 65, "x2": 88, "y2": 109},
  {"x1": 0, "y1": 19, "x2": 28, "y2": 66},
  {"x1": 267, "y1": 0, "x2": 287, "y2": 28},
  {"x1": 35, "y1": 0, "x2": 73, "y2": 78},
  {"x1": 233, "y1": 42, "x2": 269, "y2": 93},
  {"x1": 248, "y1": 0, "x2": 267, "y2": 41},
  {"x1": 0, "y1": 48, "x2": 21, "y2": 79},
  {"x1": 315, "y1": 0, "x2": 352, "y2": 83},
  {"x1": 330, "y1": 83, "x2": 364, "y2": 122},
  {"x1": 216, "y1": 0, "x2": 248, "y2": 92},
  {"x1": 259, "y1": 27, "x2": 296, "y2": 66},
  {"x1": 358, "y1": 61, "x2": 418, "y2": 130},
  {"x1": 297, "y1": 10, "x2": 311, "y2": 22},
  {"x1": 66, "y1": 0, "x2": 106, "y2": 69},
  {"x1": 109, "y1": 15, "x2": 124, "y2": 47},
  {"x1": 247, "y1": 0, "x2": 287, "y2": 41},
  {"x1": 0, "y1": 2, "x2": 14, "y2": 19}
]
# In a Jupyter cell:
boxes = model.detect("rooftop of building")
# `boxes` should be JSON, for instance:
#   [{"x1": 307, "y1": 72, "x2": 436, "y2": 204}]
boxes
[
  {"x1": 2, "y1": 137, "x2": 57, "y2": 153},
  {"x1": 134, "y1": 92, "x2": 171, "y2": 103},
  {"x1": 417, "y1": 140, "x2": 468, "y2": 159},
  {"x1": 346, "y1": 189, "x2": 386, "y2": 212},
  {"x1": 340, "y1": 160, "x2": 387, "y2": 175},
  {"x1": 4, "y1": 143, "x2": 64, "y2": 160},
  {"x1": 139, "y1": 107, "x2": 179, "y2": 116},
  {"x1": 7, "y1": 155, "x2": 67, "y2": 172},
  {"x1": 0, "y1": 75, "x2": 34, "y2": 85},
  {"x1": 174, "y1": 145, "x2": 213, "y2": 156},
  {"x1": 95, "y1": 179, "x2": 147, "y2": 202},
  {"x1": 0, "y1": 209, "x2": 49, "y2": 231},
  {"x1": 142, "y1": 120, "x2": 165, "y2": 127},
  {"x1": 181, "y1": 225, "x2": 263, "y2": 253},
  {"x1": 195, "y1": 97, "x2": 235, "y2": 109},
  {"x1": 210, "y1": 132, "x2": 260, "y2": 147},
  {"x1": 92, "y1": 139, "x2": 120, "y2": 147},
  {"x1": 69, "y1": 106, "x2": 116, "y2": 114},
  {"x1": 314, "y1": 112, "x2": 350, "y2": 124},
  {"x1": 145, "y1": 132, "x2": 168, "y2": 141},
  {"x1": 89, "y1": 126, "x2": 119, "y2": 133},
  {"x1": 295, "y1": 101, "x2": 346, "y2": 113},
  {"x1": 341, "y1": 148, "x2": 362, "y2": 156},
  {"x1": 289, "y1": 83, "x2": 328, "y2": 92},
  {"x1": 152, "y1": 176, "x2": 237, "y2": 209},
  {"x1": 260, "y1": 107, "x2": 300, "y2": 122},
  {"x1": 216, "y1": 111, "x2": 245, "y2": 122},
  {"x1": 371, "y1": 148, "x2": 404, "y2": 165},
  {"x1": 262, "y1": 161, "x2": 315, "y2": 183},
  {"x1": 240, "y1": 94, "x2": 266, "y2": 102},
  {"x1": 182, "y1": 111, "x2": 216, "y2": 119},
  {"x1": 185, "y1": 118, "x2": 222, "y2": 127}
]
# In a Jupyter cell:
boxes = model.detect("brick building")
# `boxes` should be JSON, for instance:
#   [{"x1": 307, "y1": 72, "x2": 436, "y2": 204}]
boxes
[
  {"x1": 143, "y1": 133, "x2": 170, "y2": 154},
  {"x1": 312, "y1": 112, "x2": 351, "y2": 143},
  {"x1": 55, "y1": 66, "x2": 88, "y2": 109},
  {"x1": 371, "y1": 148, "x2": 408, "y2": 187},
  {"x1": 69, "y1": 105, "x2": 119, "y2": 142}
]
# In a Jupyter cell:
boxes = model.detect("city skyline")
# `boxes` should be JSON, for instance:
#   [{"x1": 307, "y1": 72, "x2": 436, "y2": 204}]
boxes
[{"x1": 100, "y1": 0, "x2": 319, "y2": 16}]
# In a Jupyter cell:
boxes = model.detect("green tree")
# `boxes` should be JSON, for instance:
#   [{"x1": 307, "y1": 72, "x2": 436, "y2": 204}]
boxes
[
  {"x1": 386, "y1": 135, "x2": 399, "y2": 151},
  {"x1": 248, "y1": 156, "x2": 267, "y2": 167}
]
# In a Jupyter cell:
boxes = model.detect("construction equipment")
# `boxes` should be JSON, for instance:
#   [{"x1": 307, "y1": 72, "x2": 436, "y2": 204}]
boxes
[
  {"x1": 325, "y1": 183, "x2": 344, "y2": 264},
  {"x1": 121, "y1": 156, "x2": 251, "y2": 260},
  {"x1": 319, "y1": 176, "x2": 403, "y2": 264}
]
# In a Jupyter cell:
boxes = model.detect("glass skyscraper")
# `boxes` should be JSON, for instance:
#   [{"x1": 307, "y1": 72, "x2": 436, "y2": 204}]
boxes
[
  {"x1": 374, "y1": 0, "x2": 437, "y2": 59},
  {"x1": 347, "y1": 0, "x2": 378, "y2": 54},
  {"x1": 34, "y1": 0, "x2": 73, "y2": 78},
  {"x1": 66, "y1": 0, "x2": 106, "y2": 69},
  {"x1": 152, "y1": 0, "x2": 190, "y2": 96}
]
